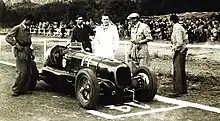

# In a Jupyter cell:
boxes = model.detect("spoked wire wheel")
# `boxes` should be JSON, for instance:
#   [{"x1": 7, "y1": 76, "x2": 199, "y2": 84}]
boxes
[
  {"x1": 133, "y1": 66, "x2": 157, "y2": 102},
  {"x1": 137, "y1": 72, "x2": 150, "y2": 90},
  {"x1": 76, "y1": 69, "x2": 100, "y2": 109},
  {"x1": 78, "y1": 75, "x2": 92, "y2": 103}
]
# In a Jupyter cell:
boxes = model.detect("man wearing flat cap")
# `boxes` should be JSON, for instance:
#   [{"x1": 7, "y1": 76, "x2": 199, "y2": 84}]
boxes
[{"x1": 127, "y1": 13, "x2": 153, "y2": 72}]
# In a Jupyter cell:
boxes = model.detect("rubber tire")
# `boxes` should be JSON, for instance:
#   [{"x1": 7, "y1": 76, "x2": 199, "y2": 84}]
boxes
[
  {"x1": 75, "y1": 69, "x2": 100, "y2": 109},
  {"x1": 133, "y1": 66, "x2": 157, "y2": 102},
  {"x1": 42, "y1": 71, "x2": 56, "y2": 86},
  {"x1": 43, "y1": 45, "x2": 64, "y2": 68}
]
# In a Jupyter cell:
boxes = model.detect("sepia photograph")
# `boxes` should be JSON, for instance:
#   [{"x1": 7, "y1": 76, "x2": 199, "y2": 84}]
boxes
[{"x1": 0, "y1": 0, "x2": 220, "y2": 120}]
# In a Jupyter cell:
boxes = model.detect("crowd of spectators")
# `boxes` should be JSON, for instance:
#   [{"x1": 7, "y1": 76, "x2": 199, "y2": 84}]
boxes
[
  {"x1": 30, "y1": 20, "x2": 75, "y2": 38},
  {"x1": 146, "y1": 16, "x2": 220, "y2": 43},
  {"x1": 29, "y1": 20, "x2": 119, "y2": 38},
  {"x1": 183, "y1": 18, "x2": 220, "y2": 43},
  {"x1": 30, "y1": 16, "x2": 220, "y2": 43}
]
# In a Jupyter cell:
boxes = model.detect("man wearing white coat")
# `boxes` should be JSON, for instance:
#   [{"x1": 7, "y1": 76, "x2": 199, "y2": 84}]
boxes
[{"x1": 93, "y1": 13, "x2": 119, "y2": 59}]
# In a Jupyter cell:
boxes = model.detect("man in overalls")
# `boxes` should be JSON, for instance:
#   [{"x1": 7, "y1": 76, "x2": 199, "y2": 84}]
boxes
[{"x1": 5, "y1": 15, "x2": 38, "y2": 96}]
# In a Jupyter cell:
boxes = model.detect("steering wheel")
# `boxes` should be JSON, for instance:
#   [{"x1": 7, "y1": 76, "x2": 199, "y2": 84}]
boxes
[
  {"x1": 66, "y1": 43, "x2": 70, "y2": 48},
  {"x1": 50, "y1": 46, "x2": 60, "y2": 65}
]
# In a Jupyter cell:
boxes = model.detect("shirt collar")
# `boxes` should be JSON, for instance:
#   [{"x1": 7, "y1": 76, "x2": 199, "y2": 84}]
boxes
[
  {"x1": 77, "y1": 24, "x2": 83, "y2": 28},
  {"x1": 133, "y1": 21, "x2": 141, "y2": 28},
  {"x1": 101, "y1": 23, "x2": 110, "y2": 30},
  {"x1": 173, "y1": 23, "x2": 179, "y2": 27},
  {"x1": 21, "y1": 20, "x2": 27, "y2": 29}
]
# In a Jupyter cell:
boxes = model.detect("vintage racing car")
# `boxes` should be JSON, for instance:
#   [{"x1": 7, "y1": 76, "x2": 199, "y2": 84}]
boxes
[{"x1": 40, "y1": 42, "x2": 157, "y2": 109}]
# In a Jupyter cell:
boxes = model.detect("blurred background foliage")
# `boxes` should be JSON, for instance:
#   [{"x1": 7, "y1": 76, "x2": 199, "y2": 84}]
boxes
[
  {"x1": 0, "y1": 0, "x2": 220, "y2": 27},
  {"x1": 0, "y1": 0, "x2": 139, "y2": 27}
]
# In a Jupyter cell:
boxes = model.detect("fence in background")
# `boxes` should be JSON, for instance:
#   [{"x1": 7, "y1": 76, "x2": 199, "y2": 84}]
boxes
[
  {"x1": 1, "y1": 35, "x2": 220, "y2": 68},
  {"x1": 0, "y1": 37, "x2": 131, "y2": 67}
]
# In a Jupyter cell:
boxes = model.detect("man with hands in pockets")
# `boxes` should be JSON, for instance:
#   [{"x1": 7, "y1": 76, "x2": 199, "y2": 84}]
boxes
[{"x1": 127, "y1": 13, "x2": 153, "y2": 72}]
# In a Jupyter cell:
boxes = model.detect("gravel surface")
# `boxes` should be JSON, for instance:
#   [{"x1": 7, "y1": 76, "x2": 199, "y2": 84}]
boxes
[{"x1": 0, "y1": 35, "x2": 220, "y2": 121}]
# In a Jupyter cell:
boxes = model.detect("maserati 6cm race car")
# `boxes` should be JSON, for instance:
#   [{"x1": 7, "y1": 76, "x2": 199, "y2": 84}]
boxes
[{"x1": 40, "y1": 42, "x2": 157, "y2": 109}]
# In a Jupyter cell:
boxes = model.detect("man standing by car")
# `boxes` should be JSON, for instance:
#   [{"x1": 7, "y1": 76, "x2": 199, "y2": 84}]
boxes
[
  {"x1": 169, "y1": 14, "x2": 188, "y2": 97},
  {"x1": 70, "y1": 15, "x2": 95, "y2": 52},
  {"x1": 5, "y1": 14, "x2": 38, "y2": 96},
  {"x1": 127, "y1": 13, "x2": 153, "y2": 72},
  {"x1": 93, "y1": 13, "x2": 119, "y2": 59}
]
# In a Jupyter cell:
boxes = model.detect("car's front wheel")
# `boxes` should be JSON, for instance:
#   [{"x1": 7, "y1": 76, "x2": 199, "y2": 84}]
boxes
[
  {"x1": 75, "y1": 69, "x2": 100, "y2": 109},
  {"x1": 133, "y1": 66, "x2": 157, "y2": 102}
]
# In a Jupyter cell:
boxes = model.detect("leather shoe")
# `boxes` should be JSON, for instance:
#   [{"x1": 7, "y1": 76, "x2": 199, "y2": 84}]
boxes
[
  {"x1": 28, "y1": 88, "x2": 35, "y2": 91},
  {"x1": 11, "y1": 92, "x2": 21, "y2": 97},
  {"x1": 25, "y1": 91, "x2": 34, "y2": 94},
  {"x1": 168, "y1": 93, "x2": 181, "y2": 98}
]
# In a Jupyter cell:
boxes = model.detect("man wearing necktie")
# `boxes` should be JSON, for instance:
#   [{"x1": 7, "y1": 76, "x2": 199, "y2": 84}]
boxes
[
  {"x1": 5, "y1": 14, "x2": 38, "y2": 96},
  {"x1": 70, "y1": 15, "x2": 95, "y2": 52},
  {"x1": 127, "y1": 13, "x2": 153, "y2": 72}
]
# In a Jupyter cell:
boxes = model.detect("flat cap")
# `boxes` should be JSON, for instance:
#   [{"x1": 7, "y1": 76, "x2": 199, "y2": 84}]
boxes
[{"x1": 127, "y1": 13, "x2": 140, "y2": 19}]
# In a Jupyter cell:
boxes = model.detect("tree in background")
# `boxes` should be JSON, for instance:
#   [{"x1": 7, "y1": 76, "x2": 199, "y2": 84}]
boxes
[
  {"x1": 102, "y1": 0, "x2": 138, "y2": 23},
  {"x1": 0, "y1": 0, "x2": 5, "y2": 20},
  {"x1": 2, "y1": 0, "x2": 220, "y2": 28},
  {"x1": 33, "y1": 2, "x2": 69, "y2": 22}
]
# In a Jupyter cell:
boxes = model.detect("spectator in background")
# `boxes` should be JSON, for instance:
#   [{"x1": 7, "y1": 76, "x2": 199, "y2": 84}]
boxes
[
  {"x1": 211, "y1": 24, "x2": 218, "y2": 41},
  {"x1": 60, "y1": 21, "x2": 66, "y2": 38},
  {"x1": 70, "y1": 15, "x2": 95, "y2": 52},
  {"x1": 123, "y1": 19, "x2": 130, "y2": 38},
  {"x1": 169, "y1": 14, "x2": 188, "y2": 97},
  {"x1": 5, "y1": 14, "x2": 38, "y2": 96},
  {"x1": 93, "y1": 13, "x2": 119, "y2": 59},
  {"x1": 66, "y1": 20, "x2": 75, "y2": 36},
  {"x1": 127, "y1": 13, "x2": 153, "y2": 72}
]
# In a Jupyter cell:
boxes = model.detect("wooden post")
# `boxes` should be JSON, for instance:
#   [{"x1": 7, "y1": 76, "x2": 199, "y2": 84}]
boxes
[
  {"x1": 124, "y1": 42, "x2": 128, "y2": 64},
  {"x1": 44, "y1": 39, "x2": 46, "y2": 58}
]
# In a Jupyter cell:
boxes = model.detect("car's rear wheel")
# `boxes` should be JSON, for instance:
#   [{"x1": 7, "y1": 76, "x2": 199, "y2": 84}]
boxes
[
  {"x1": 75, "y1": 69, "x2": 100, "y2": 109},
  {"x1": 42, "y1": 71, "x2": 56, "y2": 85},
  {"x1": 133, "y1": 66, "x2": 157, "y2": 102},
  {"x1": 41, "y1": 71, "x2": 73, "y2": 92},
  {"x1": 43, "y1": 45, "x2": 64, "y2": 68}
]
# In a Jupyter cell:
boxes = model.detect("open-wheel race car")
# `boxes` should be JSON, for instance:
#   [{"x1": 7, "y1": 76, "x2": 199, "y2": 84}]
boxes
[{"x1": 40, "y1": 42, "x2": 157, "y2": 109}]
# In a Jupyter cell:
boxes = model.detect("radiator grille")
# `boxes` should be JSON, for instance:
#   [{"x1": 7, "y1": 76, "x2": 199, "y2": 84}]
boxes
[{"x1": 116, "y1": 67, "x2": 131, "y2": 86}]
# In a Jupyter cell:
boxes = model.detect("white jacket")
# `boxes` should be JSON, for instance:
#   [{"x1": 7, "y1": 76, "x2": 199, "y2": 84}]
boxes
[{"x1": 93, "y1": 24, "x2": 119, "y2": 59}]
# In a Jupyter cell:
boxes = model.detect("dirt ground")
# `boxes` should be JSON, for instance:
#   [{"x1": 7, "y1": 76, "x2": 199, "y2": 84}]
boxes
[
  {"x1": 0, "y1": 35, "x2": 220, "y2": 120},
  {"x1": 149, "y1": 43, "x2": 220, "y2": 107}
]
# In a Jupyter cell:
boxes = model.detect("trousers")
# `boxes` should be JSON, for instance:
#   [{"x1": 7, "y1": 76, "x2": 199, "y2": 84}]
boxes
[
  {"x1": 173, "y1": 48, "x2": 188, "y2": 94},
  {"x1": 12, "y1": 47, "x2": 38, "y2": 94},
  {"x1": 128, "y1": 44, "x2": 150, "y2": 72}
]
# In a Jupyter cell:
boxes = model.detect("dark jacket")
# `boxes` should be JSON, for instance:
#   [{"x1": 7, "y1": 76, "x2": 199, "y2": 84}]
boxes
[
  {"x1": 71, "y1": 24, "x2": 94, "y2": 43},
  {"x1": 6, "y1": 23, "x2": 31, "y2": 47},
  {"x1": 5, "y1": 23, "x2": 32, "y2": 59}
]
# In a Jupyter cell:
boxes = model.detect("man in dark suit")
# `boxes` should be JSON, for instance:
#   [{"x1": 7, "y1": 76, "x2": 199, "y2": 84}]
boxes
[
  {"x1": 70, "y1": 15, "x2": 95, "y2": 52},
  {"x1": 5, "y1": 14, "x2": 38, "y2": 96}
]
